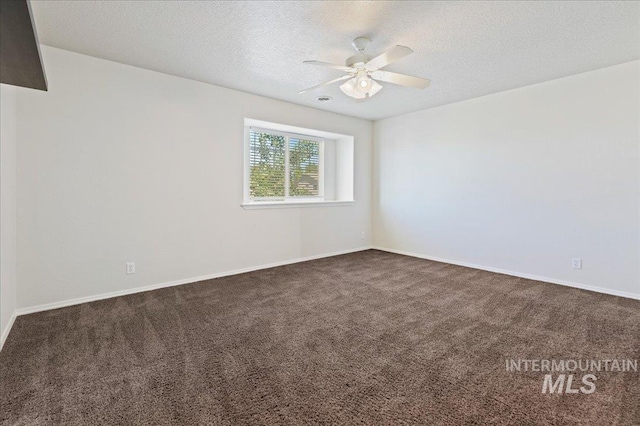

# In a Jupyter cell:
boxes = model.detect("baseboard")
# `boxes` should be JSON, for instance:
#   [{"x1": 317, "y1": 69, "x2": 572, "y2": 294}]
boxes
[
  {"x1": 372, "y1": 246, "x2": 640, "y2": 301},
  {"x1": 16, "y1": 246, "x2": 374, "y2": 317},
  {"x1": 13, "y1": 244, "x2": 635, "y2": 333},
  {"x1": 0, "y1": 310, "x2": 17, "y2": 351}
]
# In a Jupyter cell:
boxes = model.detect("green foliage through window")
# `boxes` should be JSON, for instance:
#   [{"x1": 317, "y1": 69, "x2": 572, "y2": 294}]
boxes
[
  {"x1": 289, "y1": 138, "x2": 320, "y2": 197},
  {"x1": 249, "y1": 130, "x2": 321, "y2": 200},
  {"x1": 249, "y1": 131, "x2": 285, "y2": 198}
]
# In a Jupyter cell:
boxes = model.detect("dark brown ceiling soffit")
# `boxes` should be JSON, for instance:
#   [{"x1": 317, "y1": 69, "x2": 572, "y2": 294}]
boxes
[{"x1": 1, "y1": 0, "x2": 47, "y2": 91}]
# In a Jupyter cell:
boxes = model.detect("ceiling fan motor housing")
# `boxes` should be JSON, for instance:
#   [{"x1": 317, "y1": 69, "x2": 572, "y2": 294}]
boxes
[
  {"x1": 346, "y1": 54, "x2": 370, "y2": 69},
  {"x1": 348, "y1": 37, "x2": 371, "y2": 69}
]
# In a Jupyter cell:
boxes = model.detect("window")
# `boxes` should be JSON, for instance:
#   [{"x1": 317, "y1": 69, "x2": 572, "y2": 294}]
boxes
[
  {"x1": 243, "y1": 118, "x2": 355, "y2": 209},
  {"x1": 248, "y1": 128, "x2": 323, "y2": 201}
]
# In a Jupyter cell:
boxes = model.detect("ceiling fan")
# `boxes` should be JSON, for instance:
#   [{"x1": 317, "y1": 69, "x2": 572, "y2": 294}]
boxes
[{"x1": 299, "y1": 37, "x2": 431, "y2": 101}]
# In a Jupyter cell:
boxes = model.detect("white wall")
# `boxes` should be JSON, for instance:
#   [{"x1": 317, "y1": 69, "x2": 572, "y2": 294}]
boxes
[
  {"x1": 1, "y1": 84, "x2": 18, "y2": 347},
  {"x1": 9, "y1": 46, "x2": 639, "y2": 318},
  {"x1": 374, "y1": 61, "x2": 640, "y2": 298},
  {"x1": 16, "y1": 46, "x2": 372, "y2": 310}
]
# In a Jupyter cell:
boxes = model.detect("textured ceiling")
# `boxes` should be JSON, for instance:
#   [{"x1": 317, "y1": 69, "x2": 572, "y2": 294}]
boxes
[{"x1": 30, "y1": 1, "x2": 640, "y2": 121}]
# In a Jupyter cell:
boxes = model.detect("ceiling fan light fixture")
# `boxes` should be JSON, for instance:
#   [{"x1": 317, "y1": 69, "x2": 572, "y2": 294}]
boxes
[
  {"x1": 355, "y1": 71, "x2": 371, "y2": 94},
  {"x1": 340, "y1": 77, "x2": 382, "y2": 100},
  {"x1": 340, "y1": 78, "x2": 364, "y2": 99},
  {"x1": 369, "y1": 80, "x2": 383, "y2": 97}
]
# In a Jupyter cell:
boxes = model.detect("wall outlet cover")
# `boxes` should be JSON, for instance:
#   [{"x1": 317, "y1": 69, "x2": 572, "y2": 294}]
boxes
[{"x1": 572, "y1": 258, "x2": 582, "y2": 270}]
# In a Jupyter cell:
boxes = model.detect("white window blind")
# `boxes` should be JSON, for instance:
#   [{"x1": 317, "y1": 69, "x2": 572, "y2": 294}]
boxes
[
  {"x1": 249, "y1": 130, "x2": 286, "y2": 198},
  {"x1": 289, "y1": 137, "x2": 321, "y2": 197},
  {"x1": 248, "y1": 128, "x2": 323, "y2": 201}
]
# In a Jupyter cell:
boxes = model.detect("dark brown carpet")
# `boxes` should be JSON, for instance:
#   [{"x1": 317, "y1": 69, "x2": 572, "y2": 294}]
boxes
[{"x1": 1, "y1": 250, "x2": 639, "y2": 425}]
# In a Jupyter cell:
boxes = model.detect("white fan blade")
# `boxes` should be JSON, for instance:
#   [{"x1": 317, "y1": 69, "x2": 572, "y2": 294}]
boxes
[
  {"x1": 371, "y1": 70, "x2": 431, "y2": 89},
  {"x1": 303, "y1": 61, "x2": 355, "y2": 73},
  {"x1": 365, "y1": 45, "x2": 413, "y2": 71},
  {"x1": 298, "y1": 75, "x2": 351, "y2": 94}
]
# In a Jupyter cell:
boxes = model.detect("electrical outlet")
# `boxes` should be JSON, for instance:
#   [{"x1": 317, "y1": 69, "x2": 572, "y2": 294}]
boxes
[
  {"x1": 360, "y1": 231, "x2": 366, "y2": 240},
  {"x1": 572, "y1": 258, "x2": 582, "y2": 270},
  {"x1": 126, "y1": 262, "x2": 135, "y2": 274}
]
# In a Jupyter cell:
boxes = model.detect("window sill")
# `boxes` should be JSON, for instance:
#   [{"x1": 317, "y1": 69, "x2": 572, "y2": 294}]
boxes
[{"x1": 241, "y1": 200, "x2": 355, "y2": 210}]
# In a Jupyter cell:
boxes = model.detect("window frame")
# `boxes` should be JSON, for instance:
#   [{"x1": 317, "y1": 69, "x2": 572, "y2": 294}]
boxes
[{"x1": 245, "y1": 126, "x2": 325, "y2": 204}]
